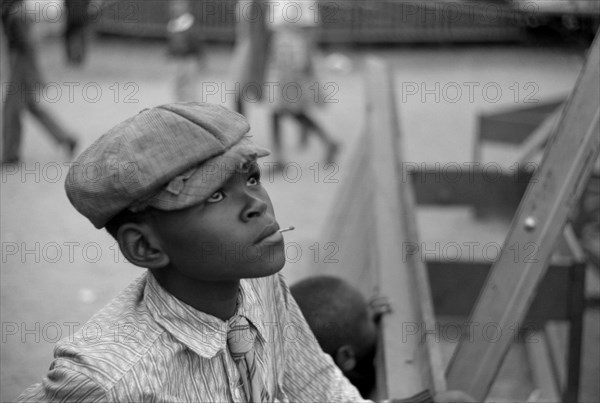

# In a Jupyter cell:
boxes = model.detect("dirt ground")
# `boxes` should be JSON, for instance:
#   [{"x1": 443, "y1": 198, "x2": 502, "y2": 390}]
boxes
[{"x1": 1, "y1": 36, "x2": 598, "y2": 402}]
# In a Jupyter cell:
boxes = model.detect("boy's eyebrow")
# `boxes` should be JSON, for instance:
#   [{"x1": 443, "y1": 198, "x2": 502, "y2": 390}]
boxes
[{"x1": 243, "y1": 161, "x2": 260, "y2": 173}]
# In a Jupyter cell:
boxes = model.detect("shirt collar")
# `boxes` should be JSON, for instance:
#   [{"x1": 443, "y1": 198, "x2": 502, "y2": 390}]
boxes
[{"x1": 143, "y1": 272, "x2": 268, "y2": 359}]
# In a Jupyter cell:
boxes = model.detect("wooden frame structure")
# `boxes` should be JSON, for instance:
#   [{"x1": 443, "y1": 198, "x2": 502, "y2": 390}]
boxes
[
  {"x1": 446, "y1": 33, "x2": 599, "y2": 402},
  {"x1": 317, "y1": 33, "x2": 598, "y2": 401}
]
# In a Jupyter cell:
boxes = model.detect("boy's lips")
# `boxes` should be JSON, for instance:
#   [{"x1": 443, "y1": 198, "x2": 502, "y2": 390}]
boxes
[{"x1": 254, "y1": 223, "x2": 281, "y2": 244}]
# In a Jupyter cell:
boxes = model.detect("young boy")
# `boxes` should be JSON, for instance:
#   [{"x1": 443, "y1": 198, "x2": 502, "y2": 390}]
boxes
[
  {"x1": 17, "y1": 102, "x2": 366, "y2": 402},
  {"x1": 290, "y1": 276, "x2": 378, "y2": 398},
  {"x1": 291, "y1": 277, "x2": 475, "y2": 403}
]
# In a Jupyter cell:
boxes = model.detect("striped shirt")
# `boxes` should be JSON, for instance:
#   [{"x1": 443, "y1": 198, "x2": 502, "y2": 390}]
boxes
[{"x1": 17, "y1": 272, "x2": 367, "y2": 402}]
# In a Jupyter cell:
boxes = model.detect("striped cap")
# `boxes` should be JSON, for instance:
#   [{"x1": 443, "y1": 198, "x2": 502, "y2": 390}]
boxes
[{"x1": 65, "y1": 102, "x2": 269, "y2": 228}]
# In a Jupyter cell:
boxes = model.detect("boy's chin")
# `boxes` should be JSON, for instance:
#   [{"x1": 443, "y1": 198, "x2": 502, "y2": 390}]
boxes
[
  {"x1": 258, "y1": 260, "x2": 287, "y2": 278},
  {"x1": 245, "y1": 254, "x2": 286, "y2": 279}
]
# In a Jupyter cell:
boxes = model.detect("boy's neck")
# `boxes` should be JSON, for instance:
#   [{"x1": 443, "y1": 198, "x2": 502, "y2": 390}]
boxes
[{"x1": 151, "y1": 270, "x2": 240, "y2": 321}]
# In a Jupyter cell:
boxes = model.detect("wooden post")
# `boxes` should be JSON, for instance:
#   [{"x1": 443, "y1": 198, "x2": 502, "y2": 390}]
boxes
[
  {"x1": 317, "y1": 56, "x2": 446, "y2": 398},
  {"x1": 562, "y1": 226, "x2": 587, "y2": 402},
  {"x1": 446, "y1": 33, "x2": 600, "y2": 400},
  {"x1": 525, "y1": 331, "x2": 561, "y2": 402},
  {"x1": 365, "y1": 57, "x2": 447, "y2": 398}
]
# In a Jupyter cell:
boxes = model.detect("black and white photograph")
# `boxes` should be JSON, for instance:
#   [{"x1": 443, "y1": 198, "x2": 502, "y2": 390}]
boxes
[{"x1": 1, "y1": 0, "x2": 599, "y2": 401}]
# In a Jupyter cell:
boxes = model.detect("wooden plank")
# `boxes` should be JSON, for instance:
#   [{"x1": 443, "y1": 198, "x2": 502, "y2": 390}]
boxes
[
  {"x1": 545, "y1": 322, "x2": 568, "y2": 393},
  {"x1": 516, "y1": 107, "x2": 563, "y2": 165},
  {"x1": 524, "y1": 331, "x2": 562, "y2": 402},
  {"x1": 319, "y1": 57, "x2": 446, "y2": 398},
  {"x1": 446, "y1": 33, "x2": 600, "y2": 400},
  {"x1": 328, "y1": 198, "x2": 376, "y2": 300},
  {"x1": 317, "y1": 133, "x2": 377, "y2": 299},
  {"x1": 477, "y1": 100, "x2": 564, "y2": 145},
  {"x1": 364, "y1": 57, "x2": 446, "y2": 397},
  {"x1": 427, "y1": 261, "x2": 576, "y2": 324},
  {"x1": 410, "y1": 167, "x2": 533, "y2": 219},
  {"x1": 411, "y1": 166, "x2": 500, "y2": 206},
  {"x1": 320, "y1": 134, "x2": 369, "y2": 244}
]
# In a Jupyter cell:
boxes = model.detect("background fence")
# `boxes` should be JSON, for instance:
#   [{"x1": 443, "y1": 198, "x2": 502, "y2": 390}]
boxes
[{"x1": 94, "y1": 0, "x2": 535, "y2": 43}]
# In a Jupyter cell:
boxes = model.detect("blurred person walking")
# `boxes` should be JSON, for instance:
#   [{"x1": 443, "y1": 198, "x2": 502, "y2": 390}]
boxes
[
  {"x1": 1, "y1": 4, "x2": 7, "y2": 134},
  {"x1": 167, "y1": 0, "x2": 205, "y2": 102},
  {"x1": 267, "y1": 0, "x2": 339, "y2": 168},
  {"x1": 64, "y1": 0, "x2": 92, "y2": 66},
  {"x1": 1, "y1": 0, "x2": 78, "y2": 165},
  {"x1": 230, "y1": 0, "x2": 271, "y2": 116}
]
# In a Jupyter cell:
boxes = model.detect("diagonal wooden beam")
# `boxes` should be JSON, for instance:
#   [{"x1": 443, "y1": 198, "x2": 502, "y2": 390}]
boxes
[{"x1": 446, "y1": 32, "x2": 600, "y2": 400}]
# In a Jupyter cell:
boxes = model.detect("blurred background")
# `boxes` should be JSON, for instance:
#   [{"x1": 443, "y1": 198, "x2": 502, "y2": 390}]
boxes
[{"x1": 1, "y1": 0, "x2": 599, "y2": 401}]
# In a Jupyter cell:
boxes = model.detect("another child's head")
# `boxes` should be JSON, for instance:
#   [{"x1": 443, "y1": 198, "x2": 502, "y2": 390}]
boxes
[
  {"x1": 290, "y1": 275, "x2": 378, "y2": 397},
  {"x1": 65, "y1": 102, "x2": 286, "y2": 282}
]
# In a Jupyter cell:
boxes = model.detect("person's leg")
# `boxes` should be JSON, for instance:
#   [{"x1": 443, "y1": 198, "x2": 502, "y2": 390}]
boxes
[
  {"x1": 293, "y1": 111, "x2": 339, "y2": 163},
  {"x1": 2, "y1": 81, "x2": 24, "y2": 163},
  {"x1": 65, "y1": 22, "x2": 87, "y2": 65},
  {"x1": 70, "y1": 27, "x2": 84, "y2": 65},
  {"x1": 270, "y1": 110, "x2": 286, "y2": 167},
  {"x1": 26, "y1": 97, "x2": 77, "y2": 156},
  {"x1": 235, "y1": 93, "x2": 244, "y2": 116},
  {"x1": 2, "y1": 55, "x2": 26, "y2": 163},
  {"x1": 65, "y1": 25, "x2": 77, "y2": 65},
  {"x1": 299, "y1": 125, "x2": 309, "y2": 149},
  {"x1": 73, "y1": 25, "x2": 87, "y2": 65},
  {"x1": 173, "y1": 57, "x2": 198, "y2": 102}
]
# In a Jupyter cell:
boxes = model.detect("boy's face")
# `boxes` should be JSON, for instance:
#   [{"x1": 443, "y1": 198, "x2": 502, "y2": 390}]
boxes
[{"x1": 147, "y1": 162, "x2": 286, "y2": 282}]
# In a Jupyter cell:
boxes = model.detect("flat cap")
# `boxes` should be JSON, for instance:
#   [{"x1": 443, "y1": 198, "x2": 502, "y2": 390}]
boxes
[{"x1": 65, "y1": 102, "x2": 269, "y2": 228}]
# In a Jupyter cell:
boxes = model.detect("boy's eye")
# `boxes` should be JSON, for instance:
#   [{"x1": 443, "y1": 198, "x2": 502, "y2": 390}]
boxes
[
  {"x1": 206, "y1": 190, "x2": 225, "y2": 203},
  {"x1": 247, "y1": 174, "x2": 260, "y2": 186}
]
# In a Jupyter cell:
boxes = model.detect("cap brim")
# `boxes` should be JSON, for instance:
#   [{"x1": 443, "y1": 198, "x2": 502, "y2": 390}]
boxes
[{"x1": 146, "y1": 137, "x2": 270, "y2": 211}]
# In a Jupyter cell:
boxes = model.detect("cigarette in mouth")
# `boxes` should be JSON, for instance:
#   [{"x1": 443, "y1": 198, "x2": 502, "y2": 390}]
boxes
[{"x1": 279, "y1": 226, "x2": 295, "y2": 233}]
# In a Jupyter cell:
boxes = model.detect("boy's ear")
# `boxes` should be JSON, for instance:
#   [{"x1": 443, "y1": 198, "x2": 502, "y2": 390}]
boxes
[
  {"x1": 335, "y1": 345, "x2": 356, "y2": 373},
  {"x1": 117, "y1": 223, "x2": 169, "y2": 269}
]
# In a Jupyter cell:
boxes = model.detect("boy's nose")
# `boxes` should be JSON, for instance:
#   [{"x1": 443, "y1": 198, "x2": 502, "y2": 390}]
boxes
[{"x1": 241, "y1": 194, "x2": 268, "y2": 221}]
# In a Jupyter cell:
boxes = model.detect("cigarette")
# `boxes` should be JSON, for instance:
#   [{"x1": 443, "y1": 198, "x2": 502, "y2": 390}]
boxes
[{"x1": 279, "y1": 226, "x2": 295, "y2": 233}]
